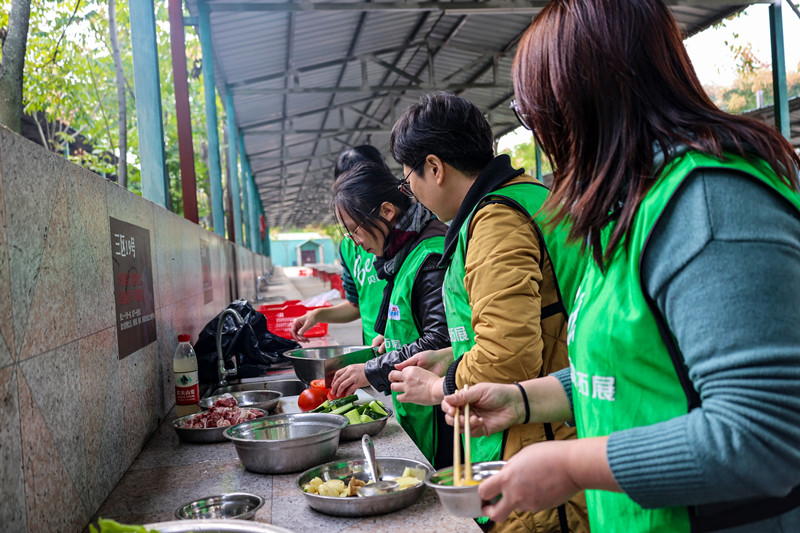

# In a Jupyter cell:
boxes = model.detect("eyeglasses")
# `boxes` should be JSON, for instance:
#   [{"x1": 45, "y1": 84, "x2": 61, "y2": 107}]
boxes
[
  {"x1": 510, "y1": 99, "x2": 532, "y2": 131},
  {"x1": 398, "y1": 160, "x2": 424, "y2": 197},
  {"x1": 342, "y1": 205, "x2": 379, "y2": 240}
]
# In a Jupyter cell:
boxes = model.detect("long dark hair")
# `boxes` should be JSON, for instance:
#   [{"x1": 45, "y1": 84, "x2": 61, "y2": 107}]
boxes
[
  {"x1": 332, "y1": 162, "x2": 412, "y2": 244},
  {"x1": 513, "y1": 0, "x2": 800, "y2": 265}
]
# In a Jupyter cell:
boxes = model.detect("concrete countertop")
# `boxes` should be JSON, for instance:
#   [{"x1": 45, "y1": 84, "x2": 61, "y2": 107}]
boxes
[{"x1": 89, "y1": 388, "x2": 480, "y2": 533}]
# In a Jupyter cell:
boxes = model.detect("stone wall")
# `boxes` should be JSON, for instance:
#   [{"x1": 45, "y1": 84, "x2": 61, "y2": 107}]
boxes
[{"x1": 0, "y1": 126, "x2": 270, "y2": 531}]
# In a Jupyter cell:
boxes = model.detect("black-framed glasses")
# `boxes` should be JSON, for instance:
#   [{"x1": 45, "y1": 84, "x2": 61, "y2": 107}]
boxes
[
  {"x1": 398, "y1": 160, "x2": 424, "y2": 197},
  {"x1": 342, "y1": 205, "x2": 379, "y2": 240},
  {"x1": 510, "y1": 99, "x2": 532, "y2": 131}
]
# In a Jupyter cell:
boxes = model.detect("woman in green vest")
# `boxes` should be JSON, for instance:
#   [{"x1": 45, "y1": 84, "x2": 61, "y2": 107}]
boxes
[
  {"x1": 291, "y1": 146, "x2": 387, "y2": 346},
  {"x1": 442, "y1": 1, "x2": 800, "y2": 532},
  {"x1": 327, "y1": 161, "x2": 454, "y2": 469}
]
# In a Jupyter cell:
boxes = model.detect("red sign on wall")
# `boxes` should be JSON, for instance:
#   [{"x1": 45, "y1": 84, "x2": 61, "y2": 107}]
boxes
[{"x1": 110, "y1": 217, "x2": 157, "y2": 359}]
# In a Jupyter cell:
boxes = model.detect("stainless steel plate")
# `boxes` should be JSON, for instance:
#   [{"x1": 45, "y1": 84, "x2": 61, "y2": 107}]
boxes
[
  {"x1": 144, "y1": 518, "x2": 295, "y2": 533},
  {"x1": 282, "y1": 345, "x2": 375, "y2": 386},
  {"x1": 174, "y1": 492, "x2": 264, "y2": 520},
  {"x1": 338, "y1": 407, "x2": 393, "y2": 441},
  {"x1": 172, "y1": 409, "x2": 267, "y2": 444},
  {"x1": 296, "y1": 457, "x2": 430, "y2": 517}
]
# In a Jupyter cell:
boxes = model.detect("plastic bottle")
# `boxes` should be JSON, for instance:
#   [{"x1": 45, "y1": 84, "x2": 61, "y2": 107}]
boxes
[{"x1": 174, "y1": 334, "x2": 200, "y2": 416}]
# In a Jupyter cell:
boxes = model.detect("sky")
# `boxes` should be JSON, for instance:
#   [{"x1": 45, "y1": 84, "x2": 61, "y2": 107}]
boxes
[{"x1": 499, "y1": 2, "x2": 800, "y2": 151}]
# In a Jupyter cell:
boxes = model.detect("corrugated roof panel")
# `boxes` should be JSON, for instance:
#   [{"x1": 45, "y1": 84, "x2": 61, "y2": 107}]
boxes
[{"x1": 184, "y1": 1, "x2": 765, "y2": 227}]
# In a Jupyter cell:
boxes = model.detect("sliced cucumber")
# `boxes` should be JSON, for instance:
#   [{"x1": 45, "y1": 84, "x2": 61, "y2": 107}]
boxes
[
  {"x1": 311, "y1": 400, "x2": 331, "y2": 413},
  {"x1": 329, "y1": 394, "x2": 358, "y2": 408},
  {"x1": 368, "y1": 400, "x2": 387, "y2": 416},
  {"x1": 330, "y1": 402, "x2": 355, "y2": 415},
  {"x1": 345, "y1": 409, "x2": 362, "y2": 425}
]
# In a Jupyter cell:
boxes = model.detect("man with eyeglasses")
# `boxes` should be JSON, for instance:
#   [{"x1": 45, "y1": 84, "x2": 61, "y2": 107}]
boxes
[{"x1": 387, "y1": 91, "x2": 589, "y2": 533}]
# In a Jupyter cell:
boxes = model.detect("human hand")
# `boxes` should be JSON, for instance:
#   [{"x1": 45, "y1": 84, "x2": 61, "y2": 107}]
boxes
[
  {"x1": 441, "y1": 383, "x2": 525, "y2": 437},
  {"x1": 478, "y1": 441, "x2": 581, "y2": 522},
  {"x1": 290, "y1": 311, "x2": 317, "y2": 342},
  {"x1": 331, "y1": 363, "x2": 368, "y2": 397},
  {"x1": 394, "y1": 348, "x2": 453, "y2": 376},
  {"x1": 370, "y1": 335, "x2": 386, "y2": 354},
  {"x1": 388, "y1": 366, "x2": 443, "y2": 405}
]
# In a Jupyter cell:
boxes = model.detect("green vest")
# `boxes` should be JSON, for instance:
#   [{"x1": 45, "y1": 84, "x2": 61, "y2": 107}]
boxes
[
  {"x1": 443, "y1": 180, "x2": 583, "y2": 462},
  {"x1": 383, "y1": 235, "x2": 445, "y2": 464},
  {"x1": 568, "y1": 152, "x2": 800, "y2": 533},
  {"x1": 340, "y1": 239, "x2": 387, "y2": 344}
]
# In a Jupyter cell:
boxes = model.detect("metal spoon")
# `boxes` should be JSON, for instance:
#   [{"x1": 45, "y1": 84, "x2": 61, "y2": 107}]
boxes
[{"x1": 357, "y1": 434, "x2": 399, "y2": 497}]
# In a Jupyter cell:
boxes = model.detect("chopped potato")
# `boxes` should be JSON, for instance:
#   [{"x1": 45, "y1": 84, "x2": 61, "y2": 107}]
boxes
[
  {"x1": 302, "y1": 477, "x2": 324, "y2": 493},
  {"x1": 395, "y1": 476, "x2": 422, "y2": 489}
]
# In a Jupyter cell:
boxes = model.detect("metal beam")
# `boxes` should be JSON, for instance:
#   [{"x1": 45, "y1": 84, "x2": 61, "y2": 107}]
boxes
[
  {"x1": 129, "y1": 0, "x2": 169, "y2": 207},
  {"x1": 206, "y1": 0, "x2": 765, "y2": 13},
  {"x1": 226, "y1": 91, "x2": 243, "y2": 245},
  {"x1": 769, "y1": 1, "x2": 791, "y2": 140},
  {"x1": 198, "y1": 0, "x2": 225, "y2": 235},
  {"x1": 234, "y1": 82, "x2": 508, "y2": 95}
]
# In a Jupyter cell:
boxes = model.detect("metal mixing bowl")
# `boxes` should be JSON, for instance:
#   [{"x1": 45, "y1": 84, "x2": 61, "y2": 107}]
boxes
[
  {"x1": 425, "y1": 461, "x2": 506, "y2": 518},
  {"x1": 174, "y1": 492, "x2": 264, "y2": 520},
  {"x1": 296, "y1": 457, "x2": 430, "y2": 517},
  {"x1": 338, "y1": 406, "x2": 393, "y2": 441},
  {"x1": 224, "y1": 413, "x2": 348, "y2": 474},
  {"x1": 172, "y1": 409, "x2": 267, "y2": 444},
  {"x1": 144, "y1": 519, "x2": 294, "y2": 532},
  {"x1": 199, "y1": 391, "x2": 283, "y2": 413},
  {"x1": 282, "y1": 345, "x2": 372, "y2": 385}
]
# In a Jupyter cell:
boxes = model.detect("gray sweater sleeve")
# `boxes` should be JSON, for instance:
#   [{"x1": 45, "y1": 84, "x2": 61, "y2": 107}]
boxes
[{"x1": 606, "y1": 170, "x2": 800, "y2": 510}]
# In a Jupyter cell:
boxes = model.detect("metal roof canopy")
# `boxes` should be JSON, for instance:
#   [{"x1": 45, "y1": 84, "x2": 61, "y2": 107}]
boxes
[{"x1": 186, "y1": 0, "x2": 768, "y2": 228}]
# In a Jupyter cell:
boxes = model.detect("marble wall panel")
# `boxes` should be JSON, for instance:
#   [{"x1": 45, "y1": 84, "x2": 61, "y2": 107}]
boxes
[
  {"x1": 79, "y1": 327, "x2": 125, "y2": 512},
  {"x1": 18, "y1": 356, "x2": 89, "y2": 532},
  {"x1": 67, "y1": 164, "x2": 114, "y2": 339},
  {"x1": 177, "y1": 217, "x2": 203, "y2": 302},
  {"x1": 0, "y1": 366, "x2": 25, "y2": 532},
  {"x1": 2, "y1": 129, "x2": 68, "y2": 360},
  {"x1": 19, "y1": 343, "x2": 88, "y2": 506},
  {"x1": 153, "y1": 207, "x2": 184, "y2": 309},
  {"x1": 120, "y1": 342, "x2": 163, "y2": 468},
  {"x1": 0, "y1": 138, "x2": 14, "y2": 367}
]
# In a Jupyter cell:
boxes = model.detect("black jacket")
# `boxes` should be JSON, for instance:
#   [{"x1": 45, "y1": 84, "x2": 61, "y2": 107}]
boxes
[{"x1": 364, "y1": 219, "x2": 450, "y2": 392}]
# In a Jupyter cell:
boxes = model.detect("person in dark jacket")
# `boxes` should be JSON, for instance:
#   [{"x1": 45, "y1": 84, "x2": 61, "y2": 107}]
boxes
[{"x1": 329, "y1": 161, "x2": 453, "y2": 468}]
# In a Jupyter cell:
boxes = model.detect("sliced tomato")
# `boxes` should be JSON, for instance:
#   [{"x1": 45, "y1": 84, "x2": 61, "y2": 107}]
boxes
[
  {"x1": 298, "y1": 387, "x2": 327, "y2": 412},
  {"x1": 310, "y1": 379, "x2": 328, "y2": 390},
  {"x1": 327, "y1": 389, "x2": 345, "y2": 401}
]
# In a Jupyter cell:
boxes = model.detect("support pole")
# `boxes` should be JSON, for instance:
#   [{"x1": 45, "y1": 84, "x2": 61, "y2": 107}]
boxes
[
  {"x1": 198, "y1": 0, "x2": 225, "y2": 235},
  {"x1": 129, "y1": 0, "x2": 169, "y2": 207},
  {"x1": 769, "y1": 1, "x2": 791, "y2": 140},
  {"x1": 168, "y1": 0, "x2": 199, "y2": 223},
  {"x1": 226, "y1": 91, "x2": 243, "y2": 245},
  {"x1": 239, "y1": 135, "x2": 252, "y2": 249}
]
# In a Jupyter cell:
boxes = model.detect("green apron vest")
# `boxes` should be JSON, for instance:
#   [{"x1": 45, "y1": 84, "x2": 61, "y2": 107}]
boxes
[
  {"x1": 443, "y1": 180, "x2": 584, "y2": 462},
  {"x1": 340, "y1": 239, "x2": 387, "y2": 344},
  {"x1": 382, "y1": 236, "x2": 445, "y2": 464},
  {"x1": 567, "y1": 152, "x2": 800, "y2": 533}
]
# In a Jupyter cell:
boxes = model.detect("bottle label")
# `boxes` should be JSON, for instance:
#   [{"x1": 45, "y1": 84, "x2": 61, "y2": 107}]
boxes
[{"x1": 175, "y1": 370, "x2": 199, "y2": 404}]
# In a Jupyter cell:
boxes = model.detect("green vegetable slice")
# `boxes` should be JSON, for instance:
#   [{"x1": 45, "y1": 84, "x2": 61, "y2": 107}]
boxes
[
  {"x1": 368, "y1": 400, "x2": 387, "y2": 416},
  {"x1": 330, "y1": 402, "x2": 355, "y2": 415},
  {"x1": 329, "y1": 394, "x2": 358, "y2": 408},
  {"x1": 311, "y1": 400, "x2": 331, "y2": 413}
]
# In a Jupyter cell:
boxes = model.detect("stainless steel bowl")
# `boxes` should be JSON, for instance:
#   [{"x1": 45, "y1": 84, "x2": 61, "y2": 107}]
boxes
[
  {"x1": 174, "y1": 492, "x2": 264, "y2": 520},
  {"x1": 339, "y1": 406, "x2": 393, "y2": 441},
  {"x1": 172, "y1": 409, "x2": 267, "y2": 444},
  {"x1": 425, "y1": 461, "x2": 506, "y2": 518},
  {"x1": 224, "y1": 413, "x2": 348, "y2": 474},
  {"x1": 296, "y1": 457, "x2": 430, "y2": 517},
  {"x1": 199, "y1": 391, "x2": 283, "y2": 413},
  {"x1": 283, "y1": 345, "x2": 373, "y2": 385},
  {"x1": 144, "y1": 519, "x2": 294, "y2": 532}
]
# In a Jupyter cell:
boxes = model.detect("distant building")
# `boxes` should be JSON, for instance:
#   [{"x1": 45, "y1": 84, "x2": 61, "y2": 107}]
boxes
[{"x1": 269, "y1": 232, "x2": 337, "y2": 267}]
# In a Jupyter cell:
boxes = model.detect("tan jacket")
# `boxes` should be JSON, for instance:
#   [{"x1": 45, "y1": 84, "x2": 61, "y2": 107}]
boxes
[{"x1": 455, "y1": 175, "x2": 589, "y2": 533}]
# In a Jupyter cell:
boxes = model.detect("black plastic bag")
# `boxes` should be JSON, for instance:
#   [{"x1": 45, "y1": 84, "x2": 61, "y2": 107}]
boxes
[{"x1": 194, "y1": 299, "x2": 300, "y2": 385}]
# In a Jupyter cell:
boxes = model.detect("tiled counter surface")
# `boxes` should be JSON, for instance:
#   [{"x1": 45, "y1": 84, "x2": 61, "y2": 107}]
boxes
[{"x1": 89, "y1": 399, "x2": 480, "y2": 533}]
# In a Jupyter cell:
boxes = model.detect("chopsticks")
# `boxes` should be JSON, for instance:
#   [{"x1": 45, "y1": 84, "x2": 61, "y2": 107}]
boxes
[{"x1": 453, "y1": 384, "x2": 472, "y2": 486}]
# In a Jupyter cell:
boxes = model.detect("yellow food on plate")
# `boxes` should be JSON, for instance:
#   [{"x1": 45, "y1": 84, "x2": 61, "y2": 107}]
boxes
[{"x1": 303, "y1": 476, "x2": 366, "y2": 497}]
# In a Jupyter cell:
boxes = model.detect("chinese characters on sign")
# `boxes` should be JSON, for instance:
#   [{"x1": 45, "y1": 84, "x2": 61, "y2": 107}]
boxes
[{"x1": 110, "y1": 217, "x2": 157, "y2": 359}]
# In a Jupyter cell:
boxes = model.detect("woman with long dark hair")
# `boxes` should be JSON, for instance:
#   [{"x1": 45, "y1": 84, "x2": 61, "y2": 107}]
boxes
[
  {"x1": 291, "y1": 146, "x2": 388, "y2": 346},
  {"x1": 442, "y1": 1, "x2": 800, "y2": 531},
  {"x1": 328, "y1": 161, "x2": 454, "y2": 469}
]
